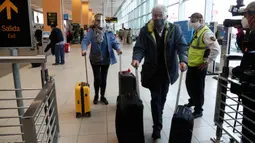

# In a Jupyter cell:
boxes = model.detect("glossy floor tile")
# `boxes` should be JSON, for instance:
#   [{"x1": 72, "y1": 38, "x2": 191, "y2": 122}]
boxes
[{"x1": 0, "y1": 43, "x2": 224, "y2": 143}]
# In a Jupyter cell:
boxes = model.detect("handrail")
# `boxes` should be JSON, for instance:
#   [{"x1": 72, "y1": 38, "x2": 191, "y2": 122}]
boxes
[
  {"x1": 0, "y1": 55, "x2": 47, "y2": 63},
  {"x1": 22, "y1": 79, "x2": 60, "y2": 143},
  {"x1": 23, "y1": 80, "x2": 54, "y2": 119}
]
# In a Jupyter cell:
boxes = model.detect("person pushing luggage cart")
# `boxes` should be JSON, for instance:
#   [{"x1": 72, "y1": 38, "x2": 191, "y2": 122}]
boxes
[{"x1": 81, "y1": 13, "x2": 122, "y2": 105}]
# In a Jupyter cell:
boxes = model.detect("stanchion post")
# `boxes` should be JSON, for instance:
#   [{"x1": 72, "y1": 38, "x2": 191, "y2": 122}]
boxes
[{"x1": 10, "y1": 48, "x2": 25, "y2": 140}]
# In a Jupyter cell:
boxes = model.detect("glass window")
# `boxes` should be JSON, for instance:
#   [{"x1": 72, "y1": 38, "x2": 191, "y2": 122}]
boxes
[
  {"x1": 148, "y1": 13, "x2": 152, "y2": 21},
  {"x1": 33, "y1": 11, "x2": 44, "y2": 24},
  {"x1": 158, "y1": 0, "x2": 164, "y2": 4},
  {"x1": 137, "y1": 0, "x2": 141, "y2": 6},
  {"x1": 169, "y1": 0, "x2": 179, "y2": 5},
  {"x1": 138, "y1": 5, "x2": 141, "y2": 17},
  {"x1": 183, "y1": 0, "x2": 205, "y2": 20},
  {"x1": 168, "y1": 4, "x2": 179, "y2": 23},
  {"x1": 142, "y1": 2, "x2": 146, "y2": 15},
  {"x1": 146, "y1": 1, "x2": 150, "y2": 14},
  {"x1": 149, "y1": 0, "x2": 154, "y2": 11}
]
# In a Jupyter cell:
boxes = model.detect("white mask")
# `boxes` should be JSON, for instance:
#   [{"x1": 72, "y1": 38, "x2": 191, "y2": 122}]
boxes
[
  {"x1": 241, "y1": 17, "x2": 249, "y2": 28},
  {"x1": 189, "y1": 21, "x2": 201, "y2": 30}
]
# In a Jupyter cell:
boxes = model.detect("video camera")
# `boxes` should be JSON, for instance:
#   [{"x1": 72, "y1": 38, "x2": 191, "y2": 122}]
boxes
[{"x1": 223, "y1": 0, "x2": 245, "y2": 27}]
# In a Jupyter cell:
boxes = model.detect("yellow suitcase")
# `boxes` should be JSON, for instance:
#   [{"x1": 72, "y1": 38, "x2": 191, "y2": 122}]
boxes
[{"x1": 75, "y1": 55, "x2": 91, "y2": 118}]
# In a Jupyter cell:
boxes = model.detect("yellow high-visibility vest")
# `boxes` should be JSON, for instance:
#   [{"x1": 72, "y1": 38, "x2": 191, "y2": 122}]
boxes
[{"x1": 188, "y1": 26, "x2": 210, "y2": 67}]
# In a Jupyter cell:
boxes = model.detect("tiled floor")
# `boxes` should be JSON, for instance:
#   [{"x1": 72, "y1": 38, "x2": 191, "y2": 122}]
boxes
[{"x1": 0, "y1": 43, "x2": 221, "y2": 143}]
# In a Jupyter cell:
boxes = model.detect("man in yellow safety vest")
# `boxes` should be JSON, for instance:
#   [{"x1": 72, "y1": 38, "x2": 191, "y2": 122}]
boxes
[{"x1": 184, "y1": 13, "x2": 220, "y2": 118}]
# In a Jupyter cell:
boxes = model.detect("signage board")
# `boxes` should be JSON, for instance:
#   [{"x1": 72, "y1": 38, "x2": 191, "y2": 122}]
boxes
[
  {"x1": 47, "y1": 12, "x2": 57, "y2": 26},
  {"x1": 0, "y1": 0, "x2": 32, "y2": 48},
  {"x1": 64, "y1": 14, "x2": 68, "y2": 20},
  {"x1": 105, "y1": 17, "x2": 118, "y2": 23}
]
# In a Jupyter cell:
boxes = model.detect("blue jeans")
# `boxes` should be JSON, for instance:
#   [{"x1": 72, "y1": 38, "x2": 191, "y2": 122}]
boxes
[{"x1": 55, "y1": 44, "x2": 65, "y2": 64}]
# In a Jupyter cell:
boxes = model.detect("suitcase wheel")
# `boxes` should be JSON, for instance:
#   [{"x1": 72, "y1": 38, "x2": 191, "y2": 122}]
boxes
[
  {"x1": 85, "y1": 112, "x2": 91, "y2": 117},
  {"x1": 76, "y1": 113, "x2": 81, "y2": 118}
]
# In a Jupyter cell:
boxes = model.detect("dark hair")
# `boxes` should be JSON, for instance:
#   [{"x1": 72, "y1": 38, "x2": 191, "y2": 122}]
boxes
[
  {"x1": 51, "y1": 25, "x2": 57, "y2": 28},
  {"x1": 94, "y1": 13, "x2": 103, "y2": 19}
]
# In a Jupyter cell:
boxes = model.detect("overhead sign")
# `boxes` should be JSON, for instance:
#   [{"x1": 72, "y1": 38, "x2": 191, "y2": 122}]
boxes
[
  {"x1": 105, "y1": 17, "x2": 118, "y2": 23},
  {"x1": 0, "y1": 0, "x2": 32, "y2": 48},
  {"x1": 47, "y1": 12, "x2": 57, "y2": 26},
  {"x1": 64, "y1": 14, "x2": 68, "y2": 20}
]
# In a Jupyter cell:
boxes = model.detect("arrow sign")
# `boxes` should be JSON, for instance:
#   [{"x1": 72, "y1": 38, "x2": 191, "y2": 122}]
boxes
[{"x1": 0, "y1": 0, "x2": 18, "y2": 20}]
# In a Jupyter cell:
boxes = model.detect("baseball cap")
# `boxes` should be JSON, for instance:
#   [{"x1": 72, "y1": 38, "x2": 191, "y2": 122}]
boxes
[
  {"x1": 243, "y1": 1, "x2": 255, "y2": 12},
  {"x1": 189, "y1": 12, "x2": 203, "y2": 19}
]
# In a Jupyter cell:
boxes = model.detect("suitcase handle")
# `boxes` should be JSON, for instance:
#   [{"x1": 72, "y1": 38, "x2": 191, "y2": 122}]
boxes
[
  {"x1": 174, "y1": 71, "x2": 184, "y2": 112},
  {"x1": 84, "y1": 55, "x2": 89, "y2": 84},
  {"x1": 119, "y1": 52, "x2": 122, "y2": 72},
  {"x1": 135, "y1": 66, "x2": 140, "y2": 98}
]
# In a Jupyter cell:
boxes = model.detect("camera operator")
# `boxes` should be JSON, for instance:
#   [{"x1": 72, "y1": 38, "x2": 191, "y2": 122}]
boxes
[
  {"x1": 232, "y1": 2, "x2": 255, "y2": 142},
  {"x1": 232, "y1": 2, "x2": 255, "y2": 78}
]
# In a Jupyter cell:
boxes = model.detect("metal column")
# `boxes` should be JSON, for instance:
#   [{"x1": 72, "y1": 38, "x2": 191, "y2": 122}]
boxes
[{"x1": 10, "y1": 48, "x2": 25, "y2": 140}]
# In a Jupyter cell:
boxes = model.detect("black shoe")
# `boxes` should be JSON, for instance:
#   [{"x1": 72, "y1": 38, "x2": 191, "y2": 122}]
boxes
[
  {"x1": 192, "y1": 112, "x2": 203, "y2": 119},
  {"x1": 100, "y1": 97, "x2": 109, "y2": 105},
  {"x1": 93, "y1": 95, "x2": 99, "y2": 104},
  {"x1": 60, "y1": 62, "x2": 65, "y2": 65},
  {"x1": 152, "y1": 130, "x2": 161, "y2": 140}
]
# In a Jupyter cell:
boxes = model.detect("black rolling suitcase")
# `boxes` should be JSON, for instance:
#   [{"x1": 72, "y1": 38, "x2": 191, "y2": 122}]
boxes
[
  {"x1": 115, "y1": 55, "x2": 145, "y2": 143},
  {"x1": 169, "y1": 72, "x2": 194, "y2": 143}
]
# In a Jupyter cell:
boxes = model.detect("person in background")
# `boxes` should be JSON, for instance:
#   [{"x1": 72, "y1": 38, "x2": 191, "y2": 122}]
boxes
[
  {"x1": 184, "y1": 13, "x2": 220, "y2": 118},
  {"x1": 45, "y1": 24, "x2": 65, "y2": 65},
  {"x1": 132, "y1": 4, "x2": 188, "y2": 140},
  {"x1": 234, "y1": 2, "x2": 255, "y2": 142},
  {"x1": 119, "y1": 29, "x2": 123, "y2": 40},
  {"x1": 66, "y1": 30, "x2": 73, "y2": 43},
  {"x1": 127, "y1": 28, "x2": 132, "y2": 44},
  {"x1": 80, "y1": 28, "x2": 84, "y2": 44},
  {"x1": 122, "y1": 28, "x2": 127, "y2": 44},
  {"x1": 81, "y1": 13, "x2": 122, "y2": 105}
]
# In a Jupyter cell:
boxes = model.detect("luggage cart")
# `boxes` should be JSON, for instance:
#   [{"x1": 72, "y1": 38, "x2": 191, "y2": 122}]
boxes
[{"x1": 210, "y1": 55, "x2": 255, "y2": 143}]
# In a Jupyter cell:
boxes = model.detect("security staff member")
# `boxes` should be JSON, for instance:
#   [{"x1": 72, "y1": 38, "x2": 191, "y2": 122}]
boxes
[
  {"x1": 184, "y1": 13, "x2": 220, "y2": 118},
  {"x1": 239, "y1": 2, "x2": 255, "y2": 142}
]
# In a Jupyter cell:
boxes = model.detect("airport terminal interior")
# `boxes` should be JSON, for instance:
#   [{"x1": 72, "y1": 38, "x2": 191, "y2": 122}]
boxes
[{"x1": 1, "y1": 0, "x2": 255, "y2": 143}]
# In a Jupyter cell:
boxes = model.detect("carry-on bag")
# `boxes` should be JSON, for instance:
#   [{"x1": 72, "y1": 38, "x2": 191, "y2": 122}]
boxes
[
  {"x1": 65, "y1": 43, "x2": 71, "y2": 53},
  {"x1": 169, "y1": 72, "x2": 194, "y2": 143},
  {"x1": 118, "y1": 55, "x2": 136, "y2": 95},
  {"x1": 115, "y1": 54, "x2": 145, "y2": 143},
  {"x1": 75, "y1": 55, "x2": 91, "y2": 118}
]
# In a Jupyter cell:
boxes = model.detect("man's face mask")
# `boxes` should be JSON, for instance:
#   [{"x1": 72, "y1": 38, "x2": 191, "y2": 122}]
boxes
[
  {"x1": 241, "y1": 17, "x2": 249, "y2": 28},
  {"x1": 154, "y1": 19, "x2": 166, "y2": 29},
  {"x1": 152, "y1": 12, "x2": 166, "y2": 29}
]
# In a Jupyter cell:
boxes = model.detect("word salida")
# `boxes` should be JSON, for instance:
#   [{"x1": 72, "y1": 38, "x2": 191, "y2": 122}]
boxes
[{"x1": 2, "y1": 25, "x2": 20, "y2": 38}]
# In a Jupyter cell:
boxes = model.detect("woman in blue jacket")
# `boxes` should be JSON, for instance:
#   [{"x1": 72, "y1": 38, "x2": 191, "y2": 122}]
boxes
[{"x1": 81, "y1": 13, "x2": 121, "y2": 105}]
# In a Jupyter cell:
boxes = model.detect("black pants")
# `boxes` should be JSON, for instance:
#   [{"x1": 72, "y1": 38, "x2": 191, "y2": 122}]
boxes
[
  {"x1": 91, "y1": 64, "x2": 110, "y2": 97},
  {"x1": 149, "y1": 77, "x2": 170, "y2": 132},
  {"x1": 242, "y1": 92, "x2": 255, "y2": 143},
  {"x1": 186, "y1": 66, "x2": 207, "y2": 113}
]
